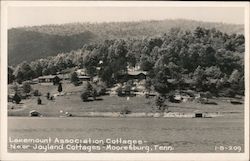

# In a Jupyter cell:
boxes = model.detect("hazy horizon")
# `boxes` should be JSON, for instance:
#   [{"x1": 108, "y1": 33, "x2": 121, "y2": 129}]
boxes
[
  {"x1": 9, "y1": 18, "x2": 244, "y2": 30},
  {"x1": 8, "y1": 6, "x2": 245, "y2": 29}
]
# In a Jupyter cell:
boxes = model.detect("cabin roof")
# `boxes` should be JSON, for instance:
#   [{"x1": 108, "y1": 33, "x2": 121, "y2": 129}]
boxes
[
  {"x1": 78, "y1": 76, "x2": 91, "y2": 79},
  {"x1": 127, "y1": 71, "x2": 147, "y2": 76},
  {"x1": 29, "y1": 110, "x2": 39, "y2": 113},
  {"x1": 38, "y1": 75, "x2": 60, "y2": 79}
]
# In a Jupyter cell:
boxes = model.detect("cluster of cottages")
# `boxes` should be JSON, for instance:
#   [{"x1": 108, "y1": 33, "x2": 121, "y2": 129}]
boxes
[
  {"x1": 31, "y1": 66, "x2": 196, "y2": 95},
  {"x1": 34, "y1": 66, "x2": 148, "y2": 85},
  {"x1": 33, "y1": 68, "x2": 91, "y2": 84},
  {"x1": 30, "y1": 66, "x2": 221, "y2": 101},
  {"x1": 31, "y1": 66, "x2": 152, "y2": 96}
]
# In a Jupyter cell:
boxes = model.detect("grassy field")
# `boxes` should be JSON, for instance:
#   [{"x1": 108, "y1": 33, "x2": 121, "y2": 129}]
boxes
[
  {"x1": 7, "y1": 82, "x2": 245, "y2": 153},
  {"x1": 8, "y1": 82, "x2": 244, "y2": 117}
]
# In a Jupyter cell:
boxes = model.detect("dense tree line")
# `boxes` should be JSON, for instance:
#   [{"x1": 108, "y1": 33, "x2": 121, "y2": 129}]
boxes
[
  {"x1": 9, "y1": 19, "x2": 243, "y2": 65},
  {"x1": 21, "y1": 19, "x2": 243, "y2": 36},
  {"x1": 8, "y1": 29, "x2": 96, "y2": 65},
  {"x1": 9, "y1": 27, "x2": 245, "y2": 97}
]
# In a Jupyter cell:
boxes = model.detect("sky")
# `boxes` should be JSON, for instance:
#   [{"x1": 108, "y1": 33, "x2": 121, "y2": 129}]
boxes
[{"x1": 8, "y1": 6, "x2": 245, "y2": 28}]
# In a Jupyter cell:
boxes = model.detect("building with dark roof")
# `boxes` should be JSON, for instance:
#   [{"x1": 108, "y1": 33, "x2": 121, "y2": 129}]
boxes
[
  {"x1": 38, "y1": 75, "x2": 61, "y2": 85},
  {"x1": 118, "y1": 71, "x2": 147, "y2": 81}
]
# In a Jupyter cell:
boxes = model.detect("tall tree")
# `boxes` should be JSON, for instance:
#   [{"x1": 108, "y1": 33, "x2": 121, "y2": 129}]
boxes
[
  {"x1": 58, "y1": 83, "x2": 63, "y2": 93},
  {"x1": 193, "y1": 66, "x2": 206, "y2": 91},
  {"x1": 71, "y1": 72, "x2": 79, "y2": 86}
]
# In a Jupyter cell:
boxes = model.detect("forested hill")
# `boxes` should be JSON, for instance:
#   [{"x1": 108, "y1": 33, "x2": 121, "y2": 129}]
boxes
[
  {"x1": 8, "y1": 29, "x2": 97, "y2": 65},
  {"x1": 8, "y1": 19, "x2": 244, "y2": 65},
  {"x1": 9, "y1": 26, "x2": 245, "y2": 96},
  {"x1": 17, "y1": 19, "x2": 244, "y2": 37}
]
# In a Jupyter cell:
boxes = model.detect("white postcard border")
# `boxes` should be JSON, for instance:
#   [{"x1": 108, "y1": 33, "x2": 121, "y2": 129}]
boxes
[{"x1": 1, "y1": 1, "x2": 249, "y2": 161}]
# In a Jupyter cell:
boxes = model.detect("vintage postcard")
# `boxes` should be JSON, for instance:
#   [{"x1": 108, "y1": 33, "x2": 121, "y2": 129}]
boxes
[{"x1": 0, "y1": 1, "x2": 249, "y2": 161}]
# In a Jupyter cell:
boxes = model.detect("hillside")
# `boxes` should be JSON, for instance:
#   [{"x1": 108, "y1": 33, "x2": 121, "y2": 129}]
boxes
[
  {"x1": 8, "y1": 29, "x2": 97, "y2": 65},
  {"x1": 8, "y1": 19, "x2": 244, "y2": 65},
  {"x1": 20, "y1": 19, "x2": 244, "y2": 37}
]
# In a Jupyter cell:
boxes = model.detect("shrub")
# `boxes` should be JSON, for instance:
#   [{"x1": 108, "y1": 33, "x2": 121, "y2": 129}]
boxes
[
  {"x1": 71, "y1": 72, "x2": 79, "y2": 86},
  {"x1": 81, "y1": 91, "x2": 89, "y2": 102},
  {"x1": 73, "y1": 81, "x2": 82, "y2": 86},
  {"x1": 86, "y1": 81, "x2": 93, "y2": 91},
  {"x1": 33, "y1": 90, "x2": 41, "y2": 96},
  {"x1": 96, "y1": 81, "x2": 107, "y2": 96},
  {"x1": 81, "y1": 82, "x2": 93, "y2": 101},
  {"x1": 155, "y1": 95, "x2": 167, "y2": 112},
  {"x1": 124, "y1": 84, "x2": 132, "y2": 95},
  {"x1": 13, "y1": 93, "x2": 21, "y2": 104},
  {"x1": 96, "y1": 86, "x2": 106, "y2": 96},
  {"x1": 155, "y1": 95, "x2": 165, "y2": 107},
  {"x1": 116, "y1": 87, "x2": 123, "y2": 97},
  {"x1": 47, "y1": 92, "x2": 50, "y2": 99},
  {"x1": 23, "y1": 82, "x2": 32, "y2": 94},
  {"x1": 37, "y1": 97, "x2": 42, "y2": 105},
  {"x1": 58, "y1": 83, "x2": 63, "y2": 93}
]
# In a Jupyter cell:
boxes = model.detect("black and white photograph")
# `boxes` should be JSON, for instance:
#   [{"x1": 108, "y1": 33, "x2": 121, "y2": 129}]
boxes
[{"x1": 1, "y1": 1, "x2": 249, "y2": 161}]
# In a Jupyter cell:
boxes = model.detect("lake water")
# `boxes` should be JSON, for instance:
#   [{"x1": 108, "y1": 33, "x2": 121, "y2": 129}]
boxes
[{"x1": 8, "y1": 116, "x2": 244, "y2": 153}]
